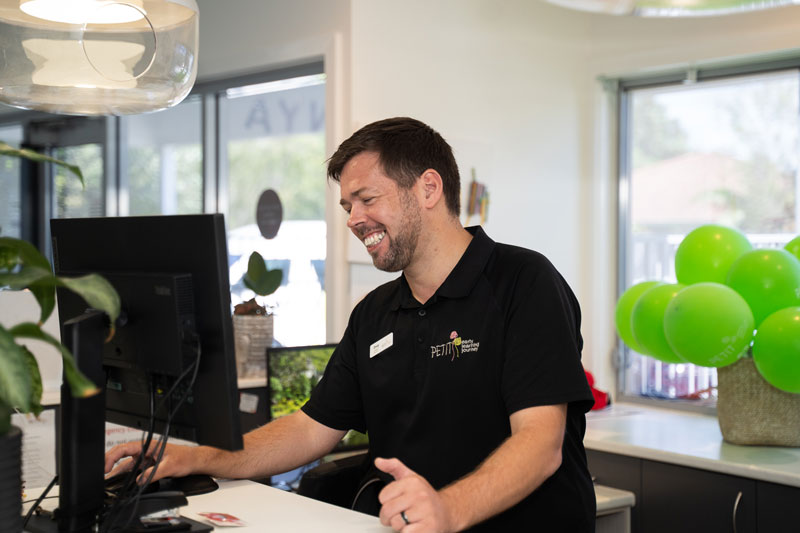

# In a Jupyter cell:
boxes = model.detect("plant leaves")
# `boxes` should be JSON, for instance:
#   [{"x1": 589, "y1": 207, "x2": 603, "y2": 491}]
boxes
[
  {"x1": 30, "y1": 281, "x2": 57, "y2": 325},
  {"x1": 0, "y1": 236, "x2": 50, "y2": 270},
  {"x1": 243, "y1": 251, "x2": 283, "y2": 296},
  {"x1": 57, "y1": 274, "x2": 121, "y2": 338},
  {"x1": 0, "y1": 141, "x2": 84, "y2": 188},
  {"x1": 10, "y1": 322, "x2": 100, "y2": 399},
  {"x1": 0, "y1": 245, "x2": 18, "y2": 271},
  {"x1": 0, "y1": 237, "x2": 57, "y2": 323},
  {"x1": 0, "y1": 324, "x2": 33, "y2": 412},
  {"x1": 21, "y1": 345, "x2": 43, "y2": 417},
  {"x1": 0, "y1": 265, "x2": 52, "y2": 290}
]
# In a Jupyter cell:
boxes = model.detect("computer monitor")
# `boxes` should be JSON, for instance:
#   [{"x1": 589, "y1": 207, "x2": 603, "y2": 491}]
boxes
[
  {"x1": 43, "y1": 214, "x2": 243, "y2": 532},
  {"x1": 266, "y1": 344, "x2": 368, "y2": 490}
]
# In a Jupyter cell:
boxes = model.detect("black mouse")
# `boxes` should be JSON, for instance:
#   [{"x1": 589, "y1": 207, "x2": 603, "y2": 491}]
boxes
[
  {"x1": 104, "y1": 469, "x2": 158, "y2": 495},
  {"x1": 156, "y1": 474, "x2": 219, "y2": 496}
]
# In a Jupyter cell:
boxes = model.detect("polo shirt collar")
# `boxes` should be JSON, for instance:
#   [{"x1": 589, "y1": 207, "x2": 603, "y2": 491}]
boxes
[{"x1": 390, "y1": 226, "x2": 495, "y2": 310}]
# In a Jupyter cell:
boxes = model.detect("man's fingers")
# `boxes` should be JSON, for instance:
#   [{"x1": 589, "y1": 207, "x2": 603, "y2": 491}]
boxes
[
  {"x1": 105, "y1": 457, "x2": 136, "y2": 479},
  {"x1": 139, "y1": 464, "x2": 163, "y2": 484},
  {"x1": 375, "y1": 457, "x2": 414, "y2": 481},
  {"x1": 104, "y1": 442, "x2": 145, "y2": 473},
  {"x1": 378, "y1": 491, "x2": 414, "y2": 524}
]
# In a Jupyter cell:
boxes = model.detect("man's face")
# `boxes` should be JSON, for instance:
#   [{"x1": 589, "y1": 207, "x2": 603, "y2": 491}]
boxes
[{"x1": 339, "y1": 151, "x2": 422, "y2": 272}]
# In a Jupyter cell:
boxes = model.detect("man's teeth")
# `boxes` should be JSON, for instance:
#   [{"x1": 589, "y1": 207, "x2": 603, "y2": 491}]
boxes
[{"x1": 364, "y1": 231, "x2": 385, "y2": 247}]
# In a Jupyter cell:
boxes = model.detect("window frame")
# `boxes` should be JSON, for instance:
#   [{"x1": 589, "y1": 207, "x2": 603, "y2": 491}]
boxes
[{"x1": 614, "y1": 53, "x2": 800, "y2": 413}]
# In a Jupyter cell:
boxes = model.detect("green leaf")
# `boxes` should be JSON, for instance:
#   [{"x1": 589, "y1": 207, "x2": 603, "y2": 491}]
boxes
[
  {"x1": 0, "y1": 245, "x2": 18, "y2": 271},
  {"x1": 0, "y1": 265, "x2": 53, "y2": 290},
  {"x1": 0, "y1": 324, "x2": 33, "y2": 412},
  {"x1": 0, "y1": 238, "x2": 56, "y2": 323},
  {"x1": 57, "y1": 273, "x2": 121, "y2": 337},
  {"x1": 9, "y1": 322, "x2": 99, "y2": 399},
  {"x1": 21, "y1": 345, "x2": 43, "y2": 417},
  {"x1": 0, "y1": 237, "x2": 51, "y2": 270},
  {"x1": 0, "y1": 141, "x2": 84, "y2": 188},
  {"x1": 30, "y1": 281, "x2": 57, "y2": 325},
  {"x1": 243, "y1": 251, "x2": 283, "y2": 296}
]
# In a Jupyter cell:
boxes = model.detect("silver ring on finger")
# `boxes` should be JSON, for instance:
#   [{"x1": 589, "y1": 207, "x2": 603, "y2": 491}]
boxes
[{"x1": 400, "y1": 510, "x2": 411, "y2": 526}]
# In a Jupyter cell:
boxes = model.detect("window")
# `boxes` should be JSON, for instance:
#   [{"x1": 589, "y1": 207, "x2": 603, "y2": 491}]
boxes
[
  {"x1": 0, "y1": 124, "x2": 23, "y2": 238},
  {"x1": 222, "y1": 74, "x2": 327, "y2": 346},
  {"x1": 618, "y1": 66, "x2": 800, "y2": 404},
  {"x1": 122, "y1": 96, "x2": 203, "y2": 216},
  {"x1": 51, "y1": 144, "x2": 105, "y2": 219},
  {"x1": 0, "y1": 61, "x2": 329, "y2": 345}
]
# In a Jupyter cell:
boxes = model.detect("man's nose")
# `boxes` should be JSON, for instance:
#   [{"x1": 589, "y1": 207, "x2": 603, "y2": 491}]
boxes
[{"x1": 346, "y1": 204, "x2": 364, "y2": 229}]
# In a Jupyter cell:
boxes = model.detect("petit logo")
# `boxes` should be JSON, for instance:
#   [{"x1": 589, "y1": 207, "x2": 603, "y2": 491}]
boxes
[{"x1": 431, "y1": 329, "x2": 478, "y2": 362}]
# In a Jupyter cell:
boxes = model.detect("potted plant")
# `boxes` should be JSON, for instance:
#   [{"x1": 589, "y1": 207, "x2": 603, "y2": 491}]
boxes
[
  {"x1": 0, "y1": 141, "x2": 120, "y2": 533},
  {"x1": 232, "y1": 251, "x2": 282, "y2": 380}
]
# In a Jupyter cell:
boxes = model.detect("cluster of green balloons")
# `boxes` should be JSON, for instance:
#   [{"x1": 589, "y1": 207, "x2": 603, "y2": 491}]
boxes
[{"x1": 615, "y1": 225, "x2": 800, "y2": 394}]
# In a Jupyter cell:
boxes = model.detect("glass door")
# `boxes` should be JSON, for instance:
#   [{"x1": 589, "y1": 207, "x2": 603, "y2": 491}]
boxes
[{"x1": 25, "y1": 116, "x2": 108, "y2": 251}]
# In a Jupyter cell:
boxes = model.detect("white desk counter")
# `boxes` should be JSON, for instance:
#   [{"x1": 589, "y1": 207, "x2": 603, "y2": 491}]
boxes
[
  {"x1": 585, "y1": 403, "x2": 800, "y2": 488},
  {"x1": 185, "y1": 480, "x2": 633, "y2": 532},
  {"x1": 25, "y1": 479, "x2": 633, "y2": 531},
  {"x1": 24, "y1": 481, "x2": 392, "y2": 533},
  {"x1": 182, "y1": 479, "x2": 391, "y2": 532}
]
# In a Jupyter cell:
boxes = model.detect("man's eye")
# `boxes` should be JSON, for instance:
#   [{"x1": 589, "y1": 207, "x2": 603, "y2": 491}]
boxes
[{"x1": 363, "y1": 197, "x2": 375, "y2": 205}]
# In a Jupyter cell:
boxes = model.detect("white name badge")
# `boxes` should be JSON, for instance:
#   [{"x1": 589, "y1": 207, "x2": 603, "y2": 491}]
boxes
[{"x1": 370, "y1": 332, "x2": 394, "y2": 358}]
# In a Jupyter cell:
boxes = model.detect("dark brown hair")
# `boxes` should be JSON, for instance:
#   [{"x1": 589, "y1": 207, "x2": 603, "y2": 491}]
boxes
[{"x1": 327, "y1": 117, "x2": 461, "y2": 217}]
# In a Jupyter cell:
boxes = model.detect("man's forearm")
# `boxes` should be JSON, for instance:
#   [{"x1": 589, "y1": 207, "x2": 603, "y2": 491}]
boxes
[
  {"x1": 438, "y1": 405, "x2": 566, "y2": 531},
  {"x1": 190, "y1": 410, "x2": 346, "y2": 480}
]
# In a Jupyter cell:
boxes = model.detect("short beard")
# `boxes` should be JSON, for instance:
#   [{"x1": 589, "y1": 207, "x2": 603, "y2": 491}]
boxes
[{"x1": 372, "y1": 190, "x2": 422, "y2": 272}]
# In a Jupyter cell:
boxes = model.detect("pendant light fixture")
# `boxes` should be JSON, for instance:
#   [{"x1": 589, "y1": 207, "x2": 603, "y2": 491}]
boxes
[
  {"x1": 547, "y1": 0, "x2": 800, "y2": 16},
  {"x1": 0, "y1": 0, "x2": 198, "y2": 115}
]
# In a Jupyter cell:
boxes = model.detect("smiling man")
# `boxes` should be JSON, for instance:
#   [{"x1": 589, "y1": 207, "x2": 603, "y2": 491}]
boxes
[
  {"x1": 304, "y1": 117, "x2": 597, "y2": 531},
  {"x1": 105, "y1": 117, "x2": 595, "y2": 533}
]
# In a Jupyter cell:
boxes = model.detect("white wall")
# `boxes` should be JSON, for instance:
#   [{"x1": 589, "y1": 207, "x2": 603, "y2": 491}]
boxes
[
  {"x1": 348, "y1": 0, "x2": 599, "y2": 375},
  {"x1": 195, "y1": 0, "x2": 350, "y2": 81},
  {"x1": 0, "y1": 291, "x2": 62, "y2": 395},
  {"x1": 350, "y1": 0, "x2": 591, "y2": 281}
]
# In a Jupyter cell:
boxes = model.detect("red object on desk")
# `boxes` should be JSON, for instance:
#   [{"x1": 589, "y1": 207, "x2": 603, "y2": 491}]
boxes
[{"x1": 585, "y1": 370, "x2": 609, "y2": 410}]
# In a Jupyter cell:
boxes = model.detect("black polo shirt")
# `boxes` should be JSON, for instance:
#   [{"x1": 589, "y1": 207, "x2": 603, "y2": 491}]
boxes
[{"x1": 303, "y1": 226, "x2": 595, "y2": 531}]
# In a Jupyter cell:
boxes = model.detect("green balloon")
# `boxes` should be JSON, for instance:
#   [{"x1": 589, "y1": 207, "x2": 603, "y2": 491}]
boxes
[
  {"x1": 752, "y1": 307, "x2": 800, "y2": 394},
  {"x1": 663, "y1": 282, "x2": 754, "y2": 368},
  {"x1": 786, "y1": 235, "x2": 800, "y2": 262},
  {"x1": 631, "y1": 283, "x2": 686, "y2": 364},
  {"x1": 615, "y1": 281, "x2": 663, "y2": 353},
  {"x1": 725, "y1": 249, "x2": 800, "y2": 327},
  {"x1": 674, "y1": 225, "x2": 752, "y2": 285}
]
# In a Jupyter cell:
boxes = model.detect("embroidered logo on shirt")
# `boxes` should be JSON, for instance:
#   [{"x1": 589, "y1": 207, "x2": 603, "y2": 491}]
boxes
[{"x1": 430, "y1": 330, "x2": 480, "y2": 362}]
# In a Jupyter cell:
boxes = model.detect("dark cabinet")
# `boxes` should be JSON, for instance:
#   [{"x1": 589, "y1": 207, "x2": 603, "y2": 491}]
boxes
[
  {"x1": 587, "y1": 449, "x2": 642, "y2": 532},
  {"x1": 641, "y1": 460, "x2": 755, "y2": 533},
  {"x1": 756, "y1": 481, "x2": 800, "y2": 532},
  {"x1": 587, "y1": 449, "x2": 796, "y2": 533}
]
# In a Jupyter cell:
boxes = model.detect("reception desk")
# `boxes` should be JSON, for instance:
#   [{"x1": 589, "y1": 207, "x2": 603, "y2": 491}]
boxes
[{"x1": 26, "y1": 479, "x2": 634, "y2": 532}]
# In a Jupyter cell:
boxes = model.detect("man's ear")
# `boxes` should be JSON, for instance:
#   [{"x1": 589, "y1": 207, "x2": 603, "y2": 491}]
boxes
[{"x1": 418, "y1": 169, "x2": 443, "y2": 208}]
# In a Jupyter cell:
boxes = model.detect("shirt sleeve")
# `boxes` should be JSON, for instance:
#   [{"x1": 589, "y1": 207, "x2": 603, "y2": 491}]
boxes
[
  {"x1": 500, "y1": 254, "x2": 594, "y2": 415},
  {"x1": 301, "y1": 313, "x2": 368, "y2": 434}
]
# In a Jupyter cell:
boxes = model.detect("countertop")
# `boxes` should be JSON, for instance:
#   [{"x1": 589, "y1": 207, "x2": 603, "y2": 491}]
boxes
[{"x1": 584, "y1": 403, "x2": 800, "y2": 488}]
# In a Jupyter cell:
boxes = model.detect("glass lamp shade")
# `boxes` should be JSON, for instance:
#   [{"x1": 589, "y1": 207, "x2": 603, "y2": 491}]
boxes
[{"x1": 0, "y1": 0, "x2": 198, "y2": 115}]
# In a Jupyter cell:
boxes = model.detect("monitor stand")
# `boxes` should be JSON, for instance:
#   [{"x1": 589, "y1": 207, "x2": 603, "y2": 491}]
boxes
[{"x1": 25, "y1": 310, "x2": 107, "y2": 533}]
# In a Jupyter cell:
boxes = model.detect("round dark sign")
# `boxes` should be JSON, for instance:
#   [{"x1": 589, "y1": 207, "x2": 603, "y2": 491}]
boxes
[{"x1": 256, "y1": 189, "x2": 283, "y2": 239}]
